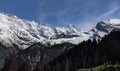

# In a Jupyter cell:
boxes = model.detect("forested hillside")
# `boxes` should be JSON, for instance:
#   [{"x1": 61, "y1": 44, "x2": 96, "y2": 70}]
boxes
[
  {"x1": 1, "y1": 30, "x2": 120, "y2": 71},
  {"x1": 45, "y1": 30, "x2": 120, "y2": 71}
]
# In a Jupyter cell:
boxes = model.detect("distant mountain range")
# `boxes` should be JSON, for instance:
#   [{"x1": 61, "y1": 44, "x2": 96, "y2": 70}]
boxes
[
  {"x1": 0, "y1": 12, "x2": 120, "y2": 50},
  {"x1": 0, "y1": 12, "x2": 120, "y2": 69}
]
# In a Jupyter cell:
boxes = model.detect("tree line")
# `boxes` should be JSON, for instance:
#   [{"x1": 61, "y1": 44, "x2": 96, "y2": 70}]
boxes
[{"x1": 1, "y1": 30, "x2": 120, "y2": 71}]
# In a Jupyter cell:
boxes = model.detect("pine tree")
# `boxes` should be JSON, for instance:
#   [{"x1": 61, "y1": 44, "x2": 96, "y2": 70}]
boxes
[
  {"x1": 2, "y1": 52, "x2": 18, "y2": 71},
  {"x1": 65, "y1": 58, "x2": 69, "y2": 71},
  {"x1": 25, "y1": 59, "x2": 32, "y2": 71},
  {"x1": 35, "y1": 61, "x2": 44, "y2": 71}
]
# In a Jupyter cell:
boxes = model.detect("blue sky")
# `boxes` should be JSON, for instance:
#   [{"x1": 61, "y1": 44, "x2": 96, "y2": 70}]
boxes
[{"x1": 0, "y1": 0, "x2": 120, "y2": 30}]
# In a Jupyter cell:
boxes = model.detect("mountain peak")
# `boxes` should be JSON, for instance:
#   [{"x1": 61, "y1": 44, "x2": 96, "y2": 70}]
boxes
[
  {"x1": 0, "y1": 12, "x2": 88, "y2": 49},
  {"x1": 102, "y1": 19, "x2": 120, "y2": 25},
  {"x1": 67, "y1": 24, "x2": 79, "y2": 29},
  {"x1": 96, "y1": 19, "x2": 120, "y2": 31},
  {"x1": 1, "y1": 11, "x2": 120, "y2": 50},
  {"x1": 90, "y1": 19, "x2": 120, "y2": 39},
  {"x1": 67, "y1": 24, "x2": 75, "y2": 28}
]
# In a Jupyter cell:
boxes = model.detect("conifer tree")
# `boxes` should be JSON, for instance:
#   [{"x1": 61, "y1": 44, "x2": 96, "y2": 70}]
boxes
[
  {"x1": 25, "y1": 59, "x2": 32, "y2": 71},
  {"x1": 2, "y1": 52, "x2": 18, "y2": 71},
  {"x1": 65, "y1": 58, "x2": 69, "y2": 71},
  {"x1": 35, "y1": 61, "x2": 44, "y2": 71}
]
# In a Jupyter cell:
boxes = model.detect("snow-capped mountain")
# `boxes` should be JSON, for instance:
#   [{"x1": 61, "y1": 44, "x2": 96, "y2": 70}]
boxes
[
  {"x1": 1, "y1": 12, "x2": 120, "y2": 69},
  {"x1": 0, "y1": 12, "x2": 120, "y2": 50},
  {"x1": 0, "y1": 12, "x2": 89, "y2": 49},
  {"x1": 90, "y1": 19, "x2": 120, "y2": 39}
]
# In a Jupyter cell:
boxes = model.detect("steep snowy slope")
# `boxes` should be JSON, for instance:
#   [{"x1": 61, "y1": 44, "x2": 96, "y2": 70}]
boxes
[
  {"x1": 16, "y1": 19, "x2": 120, "y2": 67},
  {"x1": 0, "y1": 12, "x2": 88, "y2": 49},
  {"x1": 90, "y1": 19, "x2": 120, "y2": 39},
  {"x1": 1, "y1": 12, "x2": 120, "y2": 69},
  {"x1": 0, "y1": 13, "x2": 44, "y2": 49},
  {"x1": 1, "y1": 11, "x2": 120, "y2": 50}
]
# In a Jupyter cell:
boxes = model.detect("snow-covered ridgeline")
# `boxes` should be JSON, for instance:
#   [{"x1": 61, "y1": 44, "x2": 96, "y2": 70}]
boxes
[
  {"x1": 0, "y1": 12, "x2": 89, "y2": 49},
  {"x1": 0, "y1": 12, "x2": 120, "y2": 49}
]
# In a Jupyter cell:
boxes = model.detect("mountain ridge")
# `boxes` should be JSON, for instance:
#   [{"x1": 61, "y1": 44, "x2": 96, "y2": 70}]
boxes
[
  {"x1": 0, "y1": 12, "x2": 120, "y2": 50},
  {"x1": 0, "y1": 12, "x2": 88, "y2": 49},
  {"x1": 0, "y1": 12, "x2": 120, "y2": 70}
]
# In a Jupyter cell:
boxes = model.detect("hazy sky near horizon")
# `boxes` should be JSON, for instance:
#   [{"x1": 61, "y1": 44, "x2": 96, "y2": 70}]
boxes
[{"x1": 0, "y1": 0, "x2": 120, "y2": 30}]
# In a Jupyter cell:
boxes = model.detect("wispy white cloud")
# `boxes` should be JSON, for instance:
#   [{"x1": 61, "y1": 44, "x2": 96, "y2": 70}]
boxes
[
  {"x1": 37, "y1": 13, "x2": 49, "y2": 21},
  {"x1": 96, "y1": 6, "x2": 119, "y2": 21},
  {"x1": 77, "y1": 4, "x2": 120, "y2": 31},
  {"x1": 36, "y1": 0, "x2": 120, "y2": 31},
  {"x1": 56, "y1": 9, "x2": 68, "y2": 18}
]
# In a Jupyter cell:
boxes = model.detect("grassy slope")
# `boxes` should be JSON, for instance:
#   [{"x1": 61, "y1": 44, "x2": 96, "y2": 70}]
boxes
[{"x1": 77, "y1": 64, "x2": 120, "y2": 71}]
